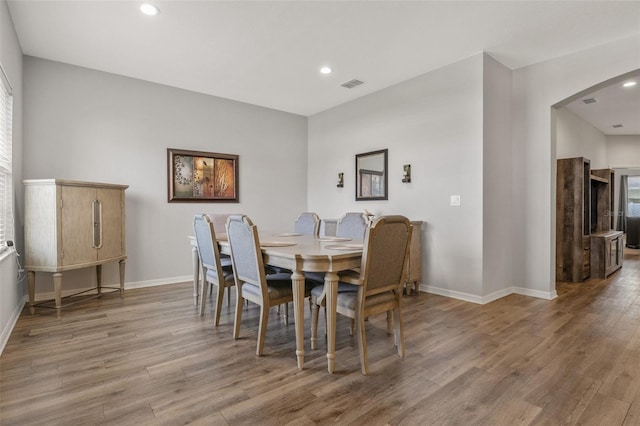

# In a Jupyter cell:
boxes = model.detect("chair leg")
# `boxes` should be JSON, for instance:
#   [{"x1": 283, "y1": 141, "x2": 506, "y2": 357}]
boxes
[
  {"x1": 311, "y1": 298, "x2": 319, "y2": 350},
  {"x1": 233, "y1": 287, "x2": 243, "y2": 339},
  {"x1": 256, "y1": 304, "x2": 270, "y2": 356},
  {"x1": 386, "y1": 310, "x2": 394, "y2": 335},
  {"x1": 349, "y1": 319, "x2": 355, "y2": 336},
  {"x1": 227, "y1": 286, "x2": 232, "y2": 306},
  {"x1": 285, "y1": 302, "x2": 289, "y2": 325},
  {"x1": 214, "y1": 284, "x2": 224, "y2": 326},
  {"x1": 394, "y1": 305, "x2": 405, "y2": 358},
  {"x1": 356, "y1": 314, "x2": 369, "y2": 375},
  {"x1": 199, "y1": 278, "x2": 208, "y2": 316}
]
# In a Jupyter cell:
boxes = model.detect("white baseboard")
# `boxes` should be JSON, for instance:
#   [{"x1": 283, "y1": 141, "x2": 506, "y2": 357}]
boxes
[
  {"x1": 33, "y1": 275, "x2": 193, "y2": 301},
  {"x1": 1, "y1": 294, "x2": 28, "y2": 356},
  {"x1": 419, "y1": 284, "x2": 557, "y2": 305}
]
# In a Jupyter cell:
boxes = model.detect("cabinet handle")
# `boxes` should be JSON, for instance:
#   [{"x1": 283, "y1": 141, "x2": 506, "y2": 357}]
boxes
[{"x1": 92, "y1": 200, "x2": 103, "y2": 249}]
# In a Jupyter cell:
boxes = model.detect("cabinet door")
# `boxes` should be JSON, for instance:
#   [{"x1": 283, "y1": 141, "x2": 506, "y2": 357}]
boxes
[
  {"x1": 60, "y1": 186, "x2": 97, "y2": 266},
  {"x1": 98, "y1": 188, "x2": 125, "y2": 261}
]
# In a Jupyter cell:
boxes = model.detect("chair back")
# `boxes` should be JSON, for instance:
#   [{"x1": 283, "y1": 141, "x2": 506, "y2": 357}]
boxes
[
  {"x1": 294, "y1": 212, "x2": 320, "y2": 236},
  {"x1": 226, "y1": 215, "x2": 266, "y2": 289},
  {"x1": 336, "y1": 212, "x2": 368, "y2": 242},
  {"x1": 360, "y1": 216, "x2": 412, "y2": 296},
  {"x1": 193, "y1": 214, "x2": 224, "y2": 281}
]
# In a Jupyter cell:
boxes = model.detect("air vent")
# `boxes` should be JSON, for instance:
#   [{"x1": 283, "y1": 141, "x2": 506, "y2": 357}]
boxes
[
  {"x1": 582, "y1": 98, "x2": 597, "y2": 104},
  {"x1": 340, "y1": 79, "x2": 364, "y2": 89},
  {"x1": 613, "y1": 124, "x2": 624, "y2": 128}
]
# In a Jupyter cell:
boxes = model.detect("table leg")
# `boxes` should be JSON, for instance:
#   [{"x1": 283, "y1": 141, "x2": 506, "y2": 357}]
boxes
[
  {"x1": 291, "y1": 270, "x2": 306, "y2": 370},
  {"x1": 28, "y1": 271, "x2": 36, "y2": 314},
  {"x1": 119, "y1": 259, "x2": 126, "y2": 297},
  {"x1": 192, "y1": 245, "x2": 200, "y2": 306},
  {"x1": 96, "y1": 264, "x2": 102, "y2": 296},
  {"x1": 325, "y1": 271, "x2": 339, "y2": 374},
  {"x1": 53, "y1": 272, "x2": 63, "y2": 309}
]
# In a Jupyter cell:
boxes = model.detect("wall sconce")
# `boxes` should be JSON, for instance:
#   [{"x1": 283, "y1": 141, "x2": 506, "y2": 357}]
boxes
[
  {"x1": 337, "y1": 172, "x2": 344, "y2": 188},
  {"x1": 402, "y1": 164, "x2": 411, "y2": 183}
]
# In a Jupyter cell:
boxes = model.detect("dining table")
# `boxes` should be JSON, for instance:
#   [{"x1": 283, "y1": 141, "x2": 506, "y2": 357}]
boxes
[{"x1": 189, "y1": 232, "x2": 363, "y2": 373}]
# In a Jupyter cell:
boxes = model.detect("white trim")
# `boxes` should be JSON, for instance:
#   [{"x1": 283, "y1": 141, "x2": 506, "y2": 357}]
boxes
[
  {"x1": 0, "y1": 294, "x2": 27, "y2": 356},
  {"x1": 32, "y1": 275, "x2": 193, "y2": 301},
  {"x1": 419, "y1": 284, "x2": 557, "y2": 305},
  {"x1": 0, "y1": 63, "x2": 12, "y2": 95}
]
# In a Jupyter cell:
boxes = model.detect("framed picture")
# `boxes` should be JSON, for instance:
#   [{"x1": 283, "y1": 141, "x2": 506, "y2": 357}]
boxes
[{"x1": 167, "y1": 148, "x2": 239, "y2": 202}]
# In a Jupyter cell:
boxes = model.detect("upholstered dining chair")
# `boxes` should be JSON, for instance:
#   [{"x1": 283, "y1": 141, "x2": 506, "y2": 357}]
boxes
[
  {"x1": 294, "y1": 212, "x2": 321, "y2": 236},
  {"x1": 226, "y1": 214, "x2": 313, "y2": 356},
  {"x1": 336, "y1": 212, "x2": 369, "y2": 242},
  {"x1": 311, "y1": 215, "x2": 412, "y2": 375},
  {"x1": 193, "y1": 214, "x2": 236, "y2": 325}
]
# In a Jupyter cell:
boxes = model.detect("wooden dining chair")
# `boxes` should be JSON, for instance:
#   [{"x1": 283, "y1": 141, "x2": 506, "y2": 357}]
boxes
[
  {"x1": 311, "y1": 215, "x2": 412, "y2": 375},
  {"x1": 294, "y1": 212, "x2": 321, "y2": 236},
  {"x1": 226, "y1": 214, "x2": 313, "y2": 356},
  {"x1": 193, "y1": 214, "x2": 235, "y2": 325},
  {"x1": 205, "y1": 213, "x2": 234, "y2": 303}
]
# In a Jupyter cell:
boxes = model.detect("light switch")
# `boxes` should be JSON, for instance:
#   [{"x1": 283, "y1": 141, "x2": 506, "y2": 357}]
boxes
[{"x1": 450, "y1": 195, "x2": 461, "y2": 207}]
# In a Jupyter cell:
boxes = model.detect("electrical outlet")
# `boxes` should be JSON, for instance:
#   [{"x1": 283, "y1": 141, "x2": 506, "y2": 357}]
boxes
[{"x1": 450, "y1": 195, "x2": 461, "y2": 207}]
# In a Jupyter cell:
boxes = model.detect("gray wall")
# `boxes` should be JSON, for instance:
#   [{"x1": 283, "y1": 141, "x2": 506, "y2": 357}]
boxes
[
  {"x1": 308, "y1": 54, "x2": 486, "y2": 300},
  {"x1": 0, "y1": 0, "x2": 24, "y2": 352},
  {"x1": 22, "y1": 57, "x2": 308, "y2": 296}
]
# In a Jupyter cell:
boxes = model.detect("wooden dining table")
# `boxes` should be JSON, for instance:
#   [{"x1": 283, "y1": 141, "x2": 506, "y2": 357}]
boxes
[{"x1": 189, "y1": 232, "x2": 363, "y2": 373}]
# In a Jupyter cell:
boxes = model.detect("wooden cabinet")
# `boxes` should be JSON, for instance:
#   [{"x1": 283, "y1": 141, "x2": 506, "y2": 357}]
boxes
[
  {"x1": 405, "y1": 221, "x2": 422, "y2": 294},
  {"x1": 590, "y1": 231, "x2": 624, "y2": 278},
  {"x1": 556, "y1": 158, "x2": 591, "y2": 282},
  {"x1": 23, "y1": 179, "x2": 128, "y2": 312}
]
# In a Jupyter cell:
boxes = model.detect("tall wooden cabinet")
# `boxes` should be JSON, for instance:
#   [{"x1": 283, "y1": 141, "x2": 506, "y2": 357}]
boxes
[
  {"x1": 556, "y1": 159, "x2": 622, "y2": 283},
  {"x1": 23, "y1": 179, "x2": 128, "y2": 312},
  {"x1": 556, "y1": 158, "x2": 591, "y2": 282}
]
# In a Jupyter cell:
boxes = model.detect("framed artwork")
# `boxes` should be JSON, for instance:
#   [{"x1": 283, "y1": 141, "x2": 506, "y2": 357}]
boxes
[{"x1": 167, "y1": 148, "x2": 239, "y2": 202}]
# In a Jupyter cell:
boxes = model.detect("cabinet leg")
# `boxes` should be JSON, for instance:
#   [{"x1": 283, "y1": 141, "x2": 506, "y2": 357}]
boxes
[
  {"x1": 96, "y1": 264, "x2": 102, "y2": 297},
  {"x1": 28, "y1": 271, "x2": 36, "y2": 314},
  {"x1": 53, "y1": 273, "x2": 63, "y2": 309},
  {"x1": 119, "y1": 259, "x2": 126, "y2": 297}
]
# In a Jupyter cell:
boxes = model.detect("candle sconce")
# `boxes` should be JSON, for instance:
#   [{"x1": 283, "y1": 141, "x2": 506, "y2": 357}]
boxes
[
  {"x1": 337, "y1": 172, "x2": 344, "y2": 188},
  {"x1": 402, "y1": 164, "x2": 411, "y2": 183}
]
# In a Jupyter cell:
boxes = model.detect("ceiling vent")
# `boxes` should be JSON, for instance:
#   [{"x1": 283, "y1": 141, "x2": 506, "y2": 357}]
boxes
[
  {"x1": 340, "y1": 79, "x2": 364, "y2": 89},
  {"x1": 613, "y1": 124, "x2": 624, "y2": 128},
  {"x1": 581, "y1": 98, "x2": 597, "y2": 104}
]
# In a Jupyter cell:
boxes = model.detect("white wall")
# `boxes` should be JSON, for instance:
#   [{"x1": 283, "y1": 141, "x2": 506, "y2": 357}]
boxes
[
  {"x1": 0, "y1": 0, "x2": 24, "y2": 353},
  {"x1": 512, "y1": 35, "x2": 639, "y2": 297},
  {"x1": 22, "y1": 57, "x2": 308, "y2": 296},
  {"x1": 308, "y1": 54, "x2": 486, "y2": 300},
  {"x1": 556, "y1": 107, "x2": 607, "y2": 168},
  {"x1": 607, "y1": 135, "x2": 640, "y2": 168},
  {"x1": 482, "y1": 54, "x2": 513, "y2": 298}
]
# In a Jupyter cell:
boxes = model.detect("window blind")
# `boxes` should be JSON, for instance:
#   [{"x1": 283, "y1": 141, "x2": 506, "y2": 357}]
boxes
[{"x1": 0, "y1": 65, "x2": 13, "y2": 253}]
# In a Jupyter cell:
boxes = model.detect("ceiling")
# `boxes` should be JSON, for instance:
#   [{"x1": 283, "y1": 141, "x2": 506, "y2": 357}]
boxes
[{"x1": 6, "y1": 1, "x2": 640, "y2": 119}]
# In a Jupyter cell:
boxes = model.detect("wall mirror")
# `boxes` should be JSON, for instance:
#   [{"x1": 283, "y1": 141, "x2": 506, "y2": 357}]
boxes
[{"x1": 356, "y1": 149, "x2": 388, "y2": 201}]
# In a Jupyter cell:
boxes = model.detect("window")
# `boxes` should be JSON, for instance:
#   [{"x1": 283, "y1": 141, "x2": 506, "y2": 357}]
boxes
[
  {"x1": 628, "y1": 176, "x2": 640, "y2": 217},
  {"x1": 0, "y1": 65, "x2": 13, "y2": 253}
]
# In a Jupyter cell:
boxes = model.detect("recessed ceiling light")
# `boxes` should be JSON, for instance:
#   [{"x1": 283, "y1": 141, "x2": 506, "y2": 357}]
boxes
[
  {"x1": 320, "y1": 66, "x2": 332, "y2": 75},
  {"x1": 623, "y1": 81, "x2": 637, "y2": 88},
  {"x1": 140, "y1": 3, "x2": 160, "y2": 16}
]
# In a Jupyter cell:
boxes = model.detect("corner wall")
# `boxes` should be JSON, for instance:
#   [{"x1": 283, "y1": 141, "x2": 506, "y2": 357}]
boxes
[{"x1": 308, "y1": 54, "x2": 486, "y2": 300}]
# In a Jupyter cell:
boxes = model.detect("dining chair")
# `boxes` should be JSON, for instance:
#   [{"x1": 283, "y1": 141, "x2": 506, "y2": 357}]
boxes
[
  {"x1": 336, "y1": 212, "x2": 369, "y2": 242},
  {"x1": 226, "y1": 214, "x2": 313, "y2": 356},
  {"x1": 311, "y1": 215, "x2": 412, "y2": 375},
  {"x1": 193, "y1": 214, "x2": 236, "y2": 325},
  {"x1": 294, "y1": 212, "x2": 321, "y2": 236},
  {"x1": 204, "y1": 214, "x2": 235, "y2": 302}
]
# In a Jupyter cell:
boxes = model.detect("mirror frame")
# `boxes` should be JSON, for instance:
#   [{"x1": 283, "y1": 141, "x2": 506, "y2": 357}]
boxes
[{"x1": 355, "y1": 149, "x2": 388, "y2": 201}]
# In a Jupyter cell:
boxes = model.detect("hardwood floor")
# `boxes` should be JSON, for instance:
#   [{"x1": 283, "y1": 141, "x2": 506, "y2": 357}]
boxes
[{"x1": 1, "y1": 252, "x2": 639, "y2": 425}]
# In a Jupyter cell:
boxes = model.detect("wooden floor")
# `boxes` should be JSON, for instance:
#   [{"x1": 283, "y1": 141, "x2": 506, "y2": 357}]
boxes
[{"x1": 1, "y1": 252, "x2": 640, "y2": 425}]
